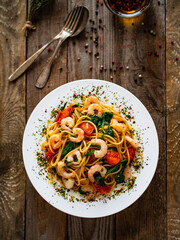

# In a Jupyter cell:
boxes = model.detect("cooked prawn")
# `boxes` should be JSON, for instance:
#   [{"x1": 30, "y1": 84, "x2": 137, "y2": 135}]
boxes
[
  {"x1": 87, "y1": 104, "x2": 103, "y2": 117},
  {"x1": 67, "y1": 150, "x2": 82, "y2": 163},
  {"x1": 90, "y1": 139, "x2": 107, "y2": 158},
  {"x1": 125, "y1": 135, "x2": 139, "y2": 149},
  {"x1": 49, "y1": 134, "x2": 62, "y2": 150},
  {"x1": 62, "y1": 178, "x2": 75, "y2": 189},
  {"x1": 69, "y1": 128, "x2": 84, "y2": 143},
  {"x1": 123, "y1": 165, "x2": 131, "y2": 181},
  {"x1": 85, "y1": 96, "x2": 100, "y2": 105},
  {"x1": 81, "y1": 184, "x2": 96, "y2": 193},
  {"x1": 88, "y1": 164, "x2": 107, "y2": 182},
  {"x1": 56, "y1": 162, "x2": 75, "y2": 179},
  {"x1": 61, "y1": 117, "x2": 74, "y2": 131},
  {"x1": 41, "y1": 141, "x2": 49, "y2": 150},
  {"x1": 111, "y1": 118, "x2": 127, "y2": 132}
]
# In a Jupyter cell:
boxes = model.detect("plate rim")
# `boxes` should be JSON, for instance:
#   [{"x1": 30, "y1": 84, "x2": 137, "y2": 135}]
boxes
[{"x1": 22, "y1": 79, "x2": 159, "y2": 218}]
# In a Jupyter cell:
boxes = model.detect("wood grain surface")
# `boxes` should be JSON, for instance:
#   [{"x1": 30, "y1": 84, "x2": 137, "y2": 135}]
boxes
[
  {"x1": 166, "y1": 0, "x2": 180, "y2": 239},
  {"x1": 26, "y1": 1, "x2": 68, "y2": 239},
  {"x1": 0, "y1": 0, "x2": 26, "y2": 239},
  {"x1": 0, "y1": 0, "x2": 179, "y2": 239}
]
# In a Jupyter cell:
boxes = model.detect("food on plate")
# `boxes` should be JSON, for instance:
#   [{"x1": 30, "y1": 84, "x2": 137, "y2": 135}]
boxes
[{"x1": 40, "y1": 95, "x2": 143, "y2": 200}]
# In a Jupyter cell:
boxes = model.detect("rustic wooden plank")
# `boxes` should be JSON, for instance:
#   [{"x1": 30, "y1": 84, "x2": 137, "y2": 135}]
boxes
[
  {"x1": 0, "y1": 0, "x2": 26, "y2": 239},
  {"x1": 26, "y1": 1, "x2": 68, "y2": 239},
  {"x1": 66, "y1": 1, "x2": 116, "y2": 239},
  {"x1": 166, "y1": 0, "x2": 180, "y2": 239},
  {"x1": 114, "y1": 0, "x2": 167, "y2": 239}
]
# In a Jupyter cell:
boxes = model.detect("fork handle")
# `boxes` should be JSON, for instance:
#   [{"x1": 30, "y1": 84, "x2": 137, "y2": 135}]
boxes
[
  {"x1": 35, "y1": 33, "x2": 69, "y2": 88},
  {"x1": 8, "y1": 34, "x2": 62, "y2": 82}
]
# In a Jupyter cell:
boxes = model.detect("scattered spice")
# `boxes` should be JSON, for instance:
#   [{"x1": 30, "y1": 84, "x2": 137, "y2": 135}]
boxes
[
  {"x1": 142, "y1": 66, "x2": 145, "y2": 71},
  {"x1": 107, "y1": 0, "x2": 145, "y2": 12},
  {"x1": 147, "y1": 51, "x2": 152, "y2": 56},
  {"x1": 48, "y1": 47, "x2": 51, "y2": 52}
]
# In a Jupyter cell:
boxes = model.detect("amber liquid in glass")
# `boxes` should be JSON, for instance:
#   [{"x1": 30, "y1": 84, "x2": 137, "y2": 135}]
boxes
[{"x1": 107, "y1": 0, "x2": 149, "y2": 14}]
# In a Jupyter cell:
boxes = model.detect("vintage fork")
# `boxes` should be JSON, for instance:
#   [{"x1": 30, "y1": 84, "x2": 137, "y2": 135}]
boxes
[
  {"x1": 8, "y1": 6, "x2": 83, "y2": 83},
  {"x1": 35, "y1": 6, "x2": 83, "y2": 88}
]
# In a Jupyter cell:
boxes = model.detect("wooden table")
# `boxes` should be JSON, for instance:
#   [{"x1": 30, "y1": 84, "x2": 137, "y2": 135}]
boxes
[{"x1": 0, "y1": 0, "x2": 179, "y2": 239}]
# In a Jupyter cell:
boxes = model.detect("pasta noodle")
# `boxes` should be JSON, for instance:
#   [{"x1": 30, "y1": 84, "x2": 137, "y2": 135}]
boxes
[{"x1": 40, "y1": 95, "x2": 143, "y2": 200}]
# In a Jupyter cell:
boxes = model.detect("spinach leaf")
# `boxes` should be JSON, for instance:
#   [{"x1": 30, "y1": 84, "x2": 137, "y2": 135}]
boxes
[
  {"x1": 91, "y1": 144, "x2": 101, "y2": 149},
  {"x1": 89, "y1": 112, "x2": 113, "y2": 132},
  {"x1": 60, "y1": 101, "x2": 67, "y2": 111},
  {"x1": 90, "y1": 114, "x2": 102, "y2": 128},
  {"x1": 65, "y1": 160, "x2": 71, "y2": 170},
  {"x1": 72, "y1": 104, "x2": 80, "y2": 108},
  {"x1": 101, "y1": 112, "x2": 113, "y2": 133},
  {"x1": 108, "y1": 147, "x2": 117, "y2": 151},
  {"x1": 121, "y1": 158, "x2": 128, "y2": 166},
  {"x1": 115, "y1": 172, "x2": 125, "y2": 184},
  {"x1": 94, "y1": 172, "x2": 106, "y2": 186},
  {"x1": 84, "y1": 149, "x2": 95, "y2": 156},
  {"x1": 114, "y1": 159, "x2": 128, "y2": 184},
  {"x1": 77, "y1": 110, "x2": 84, "y2": 115},
  {"x1": 103, "y1": 112, "x2": 113, "y2": 123},
  {"x1": 106, "y1": 163, "x2": 120, "y2": 175},
  {"x1": 105, "y1": 127, "x2": 114, "y2": 137},
  {"x1": 78, "y1": 187, "x2": 86, "y2": 195},
  {"x1": 62, "y1": 142, "x2": 77, "y2": 158}
]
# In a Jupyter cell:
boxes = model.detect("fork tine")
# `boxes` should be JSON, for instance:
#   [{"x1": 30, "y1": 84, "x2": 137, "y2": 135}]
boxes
[
  {"x1": 70, "y1": 7, "x2": 83, "y2": 33},
  {"x1": 64, "y1": 7, "x2": 79, "y2": 30},
  {"x1": 67, "y1": 7, "x2": 82, "y2": 31},
  {"x1": 64, "y1": 6, "x2": 78, "y2": 29}
]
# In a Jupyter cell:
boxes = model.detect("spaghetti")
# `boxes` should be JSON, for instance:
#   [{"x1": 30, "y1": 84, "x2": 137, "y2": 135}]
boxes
[{"x1": 41, "y1": 95, "x2": 143, "y2": 199}]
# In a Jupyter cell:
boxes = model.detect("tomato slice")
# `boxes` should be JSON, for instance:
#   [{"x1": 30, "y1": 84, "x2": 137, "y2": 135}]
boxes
[
  {"x1": 95, "y1": 183, "x2": 111, "y2": 194},
  {"x1": 107, "y1": 151, "x2": 121, "y2": 166},
  {"x1": 56, "y1": 103, "x2": 73, "y2": 125},
  {"x1": 125, "y1": 147, "x2": 135, "y2": 161},
  {"x1": 79, "y1": 122, "x2": 95, "y2": 136},
  {"x1": 45, "y1": 149, "x2": 54, "y2": 161}
]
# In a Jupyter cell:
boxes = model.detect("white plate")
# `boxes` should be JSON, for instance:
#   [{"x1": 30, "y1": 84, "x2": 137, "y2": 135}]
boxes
[{"x1": 23, "y1": 79, "x2": 159, "y2": 218}]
